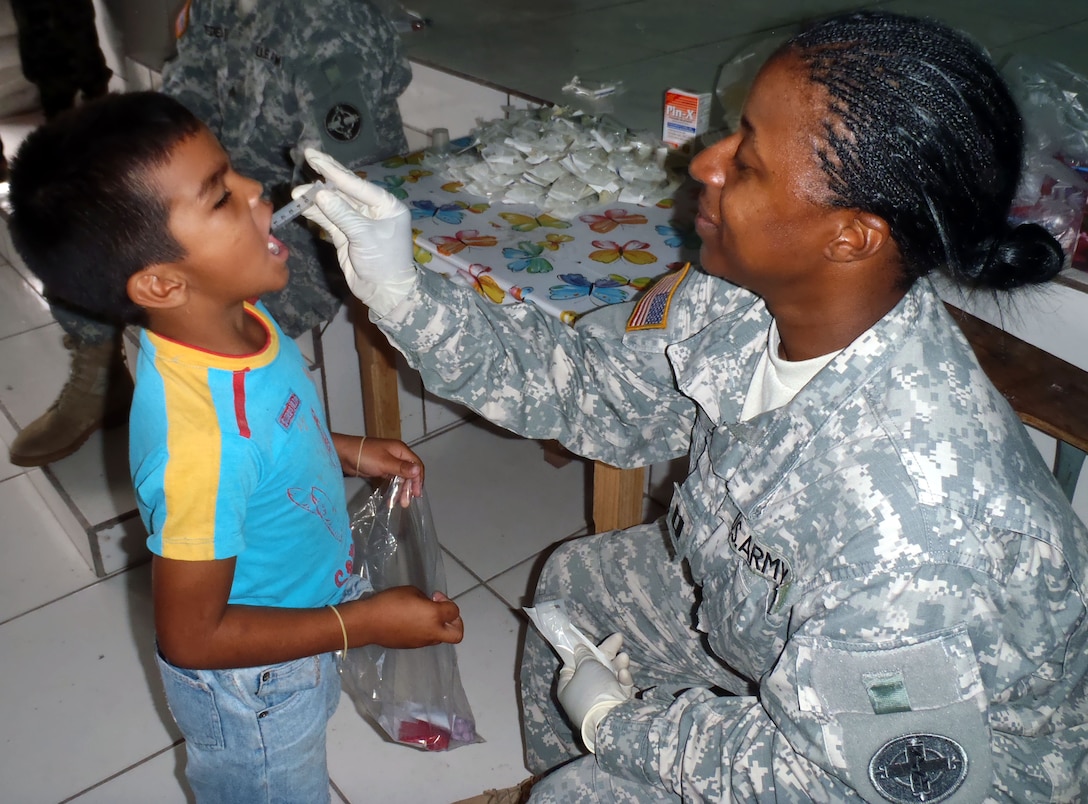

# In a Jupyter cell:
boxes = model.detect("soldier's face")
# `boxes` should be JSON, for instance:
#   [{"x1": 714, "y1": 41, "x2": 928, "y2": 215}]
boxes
[{"x1": 689, "y1": 54, "x2": 845, "y2": 302}]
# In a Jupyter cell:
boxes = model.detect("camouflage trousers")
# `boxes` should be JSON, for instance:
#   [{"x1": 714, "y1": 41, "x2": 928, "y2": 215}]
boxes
[
  {"x1": 51, "y1": 217, "x2": 345, "y2": 344},
  {"x1": 522, "y1": 521, "x2": 752, "y2": 802}
]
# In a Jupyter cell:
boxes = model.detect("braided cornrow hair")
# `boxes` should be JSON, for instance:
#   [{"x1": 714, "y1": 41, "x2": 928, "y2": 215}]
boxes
[{"x1": 781, "y1": 11, "x2": 1063, "y2": 290}]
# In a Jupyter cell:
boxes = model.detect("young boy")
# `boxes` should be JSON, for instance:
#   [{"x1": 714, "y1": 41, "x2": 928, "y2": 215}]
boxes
[{"x1": 8, "y1": 91, "x2": 464, "y2": 803}]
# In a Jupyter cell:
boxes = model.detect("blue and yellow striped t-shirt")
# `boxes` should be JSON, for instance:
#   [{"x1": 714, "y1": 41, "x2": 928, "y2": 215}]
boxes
[{"x1": 129, "y1": 302, "x2": 353, "y2": 608}]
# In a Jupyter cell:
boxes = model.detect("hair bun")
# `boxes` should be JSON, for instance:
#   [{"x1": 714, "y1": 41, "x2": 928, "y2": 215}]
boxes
[{"x1": 971, "y1": 222, "x2": 1064, "y2": 289}]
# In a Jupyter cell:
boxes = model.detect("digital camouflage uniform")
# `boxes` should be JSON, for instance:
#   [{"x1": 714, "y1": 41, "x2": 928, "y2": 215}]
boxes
[
  {"x1": 54, "y1": 0, "x2": 410, "y2": 342},
  {"x1": 9, "y1": 0, "x2": 112, "y2": 329},
  {"x1": 9, "y1": 0, "x2": 111, "y2": 119},
  {"x1": 374, "y1": 265, "x2": 1088, "y2": 802}
]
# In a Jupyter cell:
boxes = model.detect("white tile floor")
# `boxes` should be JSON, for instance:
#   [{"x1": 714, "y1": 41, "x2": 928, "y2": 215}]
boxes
[
  {"x1": 0, "y1": 218, "x2": 599, "y2": 801},
  {"x1": 4, "y1": 4, "x2": 1088, "y2": 799}
]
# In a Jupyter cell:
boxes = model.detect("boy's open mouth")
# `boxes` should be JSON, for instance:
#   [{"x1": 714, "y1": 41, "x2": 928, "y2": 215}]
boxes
[{"x1": 267, "y1": 233, "x2": 288, "y2": 257}]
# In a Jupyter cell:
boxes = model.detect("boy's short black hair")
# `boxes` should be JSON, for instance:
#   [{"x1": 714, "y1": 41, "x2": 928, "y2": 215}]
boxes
[{"x1": 9, "y1": 91, "x2": 204, "y2": 325}]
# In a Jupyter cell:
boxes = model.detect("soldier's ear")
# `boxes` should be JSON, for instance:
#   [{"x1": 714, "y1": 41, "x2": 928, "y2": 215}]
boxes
[{"x1": 825, "y1": 212, "x2": 891, "y2": 263}]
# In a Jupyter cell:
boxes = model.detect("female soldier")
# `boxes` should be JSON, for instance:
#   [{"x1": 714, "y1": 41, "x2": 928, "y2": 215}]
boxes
[{"x1": 301, "y1": 11, "x2": 1088, "y2": 801}]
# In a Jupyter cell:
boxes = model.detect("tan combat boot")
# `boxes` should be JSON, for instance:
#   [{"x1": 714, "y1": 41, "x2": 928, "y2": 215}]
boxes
[
  {"x1": 451, "y1": 776, "x2": 538, "y2": 804},
  {"x1": 8, "y1": 336, "x2": 133, "y2": 467}
]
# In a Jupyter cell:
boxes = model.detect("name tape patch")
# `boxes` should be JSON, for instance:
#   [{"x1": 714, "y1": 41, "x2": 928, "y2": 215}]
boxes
[{"x1": 728, "y1": 513, "x2": 791, "y2": 586}]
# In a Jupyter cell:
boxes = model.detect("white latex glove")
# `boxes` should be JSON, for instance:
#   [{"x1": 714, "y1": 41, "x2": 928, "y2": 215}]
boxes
[
  {"x1": 556, "y1": 633, "x2": 635, "y2": 753},
  {"x1": 293, "y1": 148, "x2": 416, "y2": 316}
]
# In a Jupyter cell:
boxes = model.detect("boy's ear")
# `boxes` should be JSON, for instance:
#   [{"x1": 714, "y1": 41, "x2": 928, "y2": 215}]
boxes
[
  {"x1": 825, "y1": 211, "x2": 891, "y2": 263},
  {"x1": 127, "y1": 266, "x2": 189, "y2": 310}
]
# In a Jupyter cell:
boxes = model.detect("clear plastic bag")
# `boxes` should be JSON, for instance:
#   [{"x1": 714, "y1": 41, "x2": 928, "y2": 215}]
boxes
[
  {"x1": 713, "y1": 27, "x2": 799, "y2": 134},
  {"x1": 1003, "y1": 55, "x2": 1088, "y2": 270},
  {"x1": 341, "y1": 477, "x2": 482, "y2": 751},
  {"x1": 1003, "y1": 54, "x2": 1088, "y2": 171}
]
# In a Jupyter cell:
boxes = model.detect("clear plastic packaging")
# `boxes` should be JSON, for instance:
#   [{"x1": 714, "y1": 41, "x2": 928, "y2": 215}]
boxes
[
  {"x1": 1003, "y1": 55, "x2": 1088, "y2": 270},
  {"x1": 341, "y1": 477, "x2": 482, "y2": 751},
  {"x1": 713, "y1": 28, "x2": 799, "y2": 133},
  {"x1": 562, "y1": 75, "x2": 623, "y2": 101},
  {"x1": 431, "y1": 106, "x2": 674, "y2": 216},
  {"x1": 1003, "y1": 54, "x2": 1088, "y2": 171},
  {"x1": 523, "y1": 599, "x2": 614, "y2": 669}
]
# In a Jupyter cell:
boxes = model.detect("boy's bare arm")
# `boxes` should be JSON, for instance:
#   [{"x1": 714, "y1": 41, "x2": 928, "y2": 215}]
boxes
[{"x1": 153, "y1": 555, "x2": 463, "y2": 670}]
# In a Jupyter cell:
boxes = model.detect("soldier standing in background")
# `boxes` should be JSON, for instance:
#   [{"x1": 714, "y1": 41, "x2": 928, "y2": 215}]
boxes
[
  {"x1": 9, "y1": 0, "x2": 111, "y2": 118},
  {"x1": 160, "y1": 0, "x2": 411, "y2": 334},
  {"x1": 0, "y1": 0, "x2": 111, "y2": 182},
  {"x1": 7, "y1": 0, "x2": 410, "y2": 467}
]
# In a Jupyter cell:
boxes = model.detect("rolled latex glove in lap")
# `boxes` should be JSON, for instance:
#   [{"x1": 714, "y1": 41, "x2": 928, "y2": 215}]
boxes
[
  {"x1": 293, "y1": 148, "x2": 417, "y2": 316},
  {"x1": 557, "y1": 632, "x2": 635, "y2": 753}
]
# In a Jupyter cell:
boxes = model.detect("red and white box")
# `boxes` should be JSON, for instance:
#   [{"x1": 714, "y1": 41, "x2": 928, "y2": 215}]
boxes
[{"x1": 663, "y1": 88, "x2": 711, "y2": 150}]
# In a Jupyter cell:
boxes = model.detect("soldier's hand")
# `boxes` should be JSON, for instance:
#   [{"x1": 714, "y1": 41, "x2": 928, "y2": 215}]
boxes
[
  {"x1": 556, "y1": 633, "x2": 634, "y2": 753},
  {"x1": 294, "y1": 148, "x2": 416, "y2": 316}
]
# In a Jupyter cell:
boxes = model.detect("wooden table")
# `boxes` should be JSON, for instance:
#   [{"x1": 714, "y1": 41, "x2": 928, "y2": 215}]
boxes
[{"x1": 946, "y1": 304, "x2": 1088, "y2": 500}]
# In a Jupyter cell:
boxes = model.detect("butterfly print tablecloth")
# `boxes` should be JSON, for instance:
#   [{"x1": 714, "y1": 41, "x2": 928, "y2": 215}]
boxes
[{"x1": 361, "y1": 151, "x2": 702, "y2": 323}]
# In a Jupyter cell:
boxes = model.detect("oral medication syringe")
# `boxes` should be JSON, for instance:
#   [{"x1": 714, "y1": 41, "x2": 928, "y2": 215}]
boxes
[{"x1": 271, "y1": 180, "x2": 326, "y2": 230}]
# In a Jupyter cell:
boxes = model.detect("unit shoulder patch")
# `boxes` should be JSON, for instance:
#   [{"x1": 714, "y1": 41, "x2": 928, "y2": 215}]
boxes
[
  {"x1": 325, "y1": 103, "x2": 363, "y2": 143},
  {"x1": 869, "y1": 733, "x2": 968, "y2": 803}
]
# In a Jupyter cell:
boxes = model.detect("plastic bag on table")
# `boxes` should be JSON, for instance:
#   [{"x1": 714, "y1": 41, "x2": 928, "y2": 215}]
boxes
[
  {"x1": 713, "y1": 27, "x2": 799, "y2": 134},
  {"x1": 1003, "y1": 54, "x2": 1088, "y2": 171},
  {"x1": 341, "y1": 476, "x2": 482, "y2": 751},
  {"x1": 1003, "y1": 55, "x2": 1088, "y2": 270},
  {"x1": 1010, "y1": 152, "x2": 1088, "y2": 270}
]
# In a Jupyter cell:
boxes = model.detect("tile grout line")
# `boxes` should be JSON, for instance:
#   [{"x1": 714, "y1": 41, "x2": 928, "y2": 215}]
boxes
[
  {"x1": 54, "y1": 739, "x2": 186, "y2": 804},
  {"x1": 0, "y1": 561, "x2": 144, "y2": 628}
]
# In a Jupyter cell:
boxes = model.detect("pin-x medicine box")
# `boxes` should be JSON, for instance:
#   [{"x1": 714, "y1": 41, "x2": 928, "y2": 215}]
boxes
[{"x1": 663, "y1": 88, "x2": 711, "y2": 149}]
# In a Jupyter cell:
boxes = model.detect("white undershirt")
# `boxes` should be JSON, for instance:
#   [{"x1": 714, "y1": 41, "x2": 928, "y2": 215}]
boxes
[{"x1": 740, "y1": 321, "x2": 841, "y2": 421}]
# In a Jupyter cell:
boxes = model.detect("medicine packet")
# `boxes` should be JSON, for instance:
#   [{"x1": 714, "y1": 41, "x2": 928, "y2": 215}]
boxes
[{"x1": 523, "y1": 599, "x2": 615, "y2": 668}]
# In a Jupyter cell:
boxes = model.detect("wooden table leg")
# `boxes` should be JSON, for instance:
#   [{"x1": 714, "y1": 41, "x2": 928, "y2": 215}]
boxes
[
  {"x1": 352, "y1": 299, "x2": 402, "y2": 440},
  {"x1": 592, "y1": 462, "x2": 645, "y2": 533}
]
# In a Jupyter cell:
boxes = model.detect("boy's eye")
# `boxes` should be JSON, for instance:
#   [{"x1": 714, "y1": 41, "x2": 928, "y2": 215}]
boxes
[{"x1": 213, "y1": 189, "x2": 233, "y2": 209}]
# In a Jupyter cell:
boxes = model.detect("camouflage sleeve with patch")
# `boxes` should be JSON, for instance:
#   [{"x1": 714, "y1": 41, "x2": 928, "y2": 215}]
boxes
[
  {"x1": 289, "y1": 0, "x2": 410, "y2": 170},
  {"x1": 594, "y1": 556, "x2": 1087, "y2": 802}
]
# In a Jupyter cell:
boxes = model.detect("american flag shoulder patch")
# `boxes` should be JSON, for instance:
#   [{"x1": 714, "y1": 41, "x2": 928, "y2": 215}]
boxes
[{"x1": 626, "y1": 263, "x2": 691, "y2": 331}]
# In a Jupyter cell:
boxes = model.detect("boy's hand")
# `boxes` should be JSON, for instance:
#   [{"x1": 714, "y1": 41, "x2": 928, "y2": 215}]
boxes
[
  {"x1": 334, "y1": 434, "x2": 423, "y2": 504},
  {"x1": 294, "y1": 148, "x2": 416, "y2": 316},
  {"x1": 349, "y1": 586, "x2": 464, "y2": 648}
]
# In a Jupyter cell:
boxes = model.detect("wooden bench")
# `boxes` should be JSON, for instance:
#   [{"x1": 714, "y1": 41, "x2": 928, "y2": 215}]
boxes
[{"x1": 946, "y1": 303, "x2": 1088, "y2": 501}]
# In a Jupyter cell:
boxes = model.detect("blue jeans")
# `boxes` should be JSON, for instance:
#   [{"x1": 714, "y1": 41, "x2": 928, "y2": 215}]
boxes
[{"x1": 156, "y1": 575, "x2": 368, "y2": 803}]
